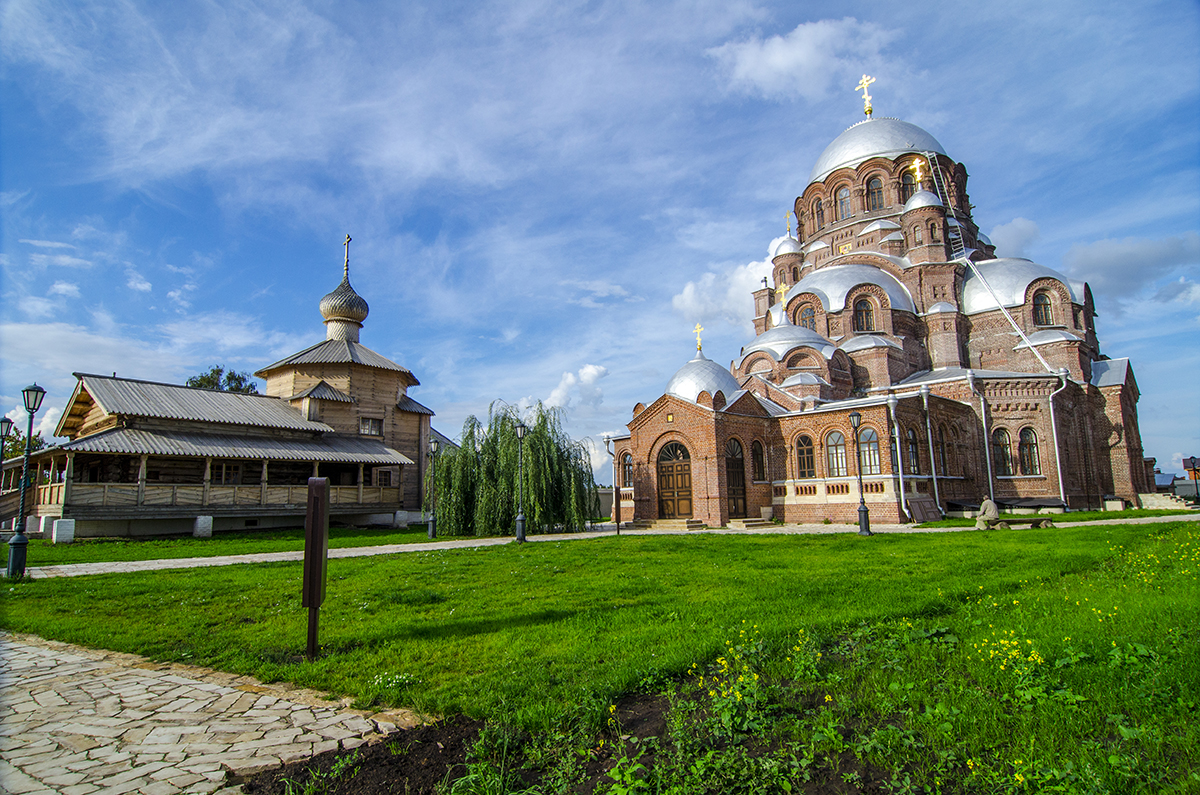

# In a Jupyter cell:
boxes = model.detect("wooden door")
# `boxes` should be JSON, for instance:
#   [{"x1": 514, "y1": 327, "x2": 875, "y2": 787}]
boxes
[
  {"x1": 725, "y1": 439, "x2": 746, "y2": 519},
  {"x1": 657, "y1": 442, "x2": 692, "y2": 519}
]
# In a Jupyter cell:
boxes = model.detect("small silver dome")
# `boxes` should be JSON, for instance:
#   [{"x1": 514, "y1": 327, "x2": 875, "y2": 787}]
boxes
[
  {"x1": 771, "y1": 236, "x2": 802, "y2": 258},
  {"x1": 1014, "y1": 329, "x2": 1082, "y2": 349},
  {"x1": 780, "y1": 372, "x2": 830, "y2": 387},
  {"x1": 902, "y1": 190, "x2": 943, "y2": 213},
  {"x1": 840, "y1": 334, "x2": 902, "y2": 353},
  {"x1": 665, "y1": 350, "x2": 742, "y2": 404},
  {"x1": 926, "y1": 301, "x2": 957, "y2": 314},
  {"x1": 809, "y1": 118, "x2": 947, "y2": 185},
  {"x1": 961, "y1": 258, "x2": 1083, "y2": 315},
  {"x1": 738, "y1": 318, "x2": 838, "y2": 365},
  {"x1": 785, "y1": 263, "x2": 917, "y2": 314}
]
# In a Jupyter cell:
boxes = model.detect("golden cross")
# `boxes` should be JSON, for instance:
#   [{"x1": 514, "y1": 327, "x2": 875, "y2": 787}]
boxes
[
  {"x1": 775, "y1": 282, "x2": 788, "y2": 303},
  {"x1": 786, "y1": 211, "x2": 792, "y2": 236},
  {"x1": 693, "y1": 323, "x2": 704, "y2": 351},
  {"x1": 855, "y1": 74, "x2": 876, "y2": 116},
  {"x1": 912, "y1": 159, "x2": 923, "y2": 182},
  {"x1": 343, "y1": 234, "x2": 352, "y2": 277}
]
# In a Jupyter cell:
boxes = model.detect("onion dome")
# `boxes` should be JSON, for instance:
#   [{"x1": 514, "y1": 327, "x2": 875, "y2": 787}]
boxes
[
  {"x1": 902, "y1": 189, "x2": 943, "y2": 213},
  {"x1": 771, "y1": 236, "x2": 802, "y2": 258},
  {"x1": 961, "y1": 258, "x2": 1085, "y2": 315},
  {"x1": 665, "y1": 349, "x2": 742, "y2": 404},
  {"x1": 320, "y1": 239, "x2": 370, "y2": 342},
  {"x1": 809, "y1": 118, "x2": 946, "y2": 186}
]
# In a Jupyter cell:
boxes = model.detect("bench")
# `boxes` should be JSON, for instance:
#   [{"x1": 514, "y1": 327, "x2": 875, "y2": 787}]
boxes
[{"x1": 975, "y1": 516, "x2": 1055, "y2": 530}]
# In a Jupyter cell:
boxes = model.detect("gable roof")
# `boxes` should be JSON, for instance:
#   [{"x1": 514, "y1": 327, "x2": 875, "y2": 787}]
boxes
[
  {"x1": 1090, "y1": 358, "x2": 1131, "y2": 388},
  {"x1": 255, "y1": 339, "x2": 419, "y2": 385},
  {"x1": 286, "y1": 380, "x2": 355, "y2": 403},
  {"x1": 57, "y1": 374, "x2": 332, "y2": 438}
]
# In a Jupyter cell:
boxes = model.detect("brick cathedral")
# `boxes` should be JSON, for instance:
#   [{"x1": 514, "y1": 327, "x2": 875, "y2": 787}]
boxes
[{"x1": 610, "y1": 106, "x2": 1150, "y2": 527}]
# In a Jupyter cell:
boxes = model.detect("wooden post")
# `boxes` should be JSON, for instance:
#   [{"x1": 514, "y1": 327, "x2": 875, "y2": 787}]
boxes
[
  {"x1": 302, "y1": 478, "x2": 329, "y2": 661},
  {"x1": 203, "y1": 457, "x2": 212, "y2": 506},
  {"x1": 63, "y1": 452, "x2": 74, "y2": 504},
  {"x1": 137, "y1": 455, "x2": 148, "y2": 506},
  {"x1": 260, "y1": 460, "x2": 269, "y2": 506},
  {"x1": 357, "y1": 463, "x2": 364, "y2": 504}
]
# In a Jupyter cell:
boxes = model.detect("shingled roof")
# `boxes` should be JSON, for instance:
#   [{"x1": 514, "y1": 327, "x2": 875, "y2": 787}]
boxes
[
  {"x1": 56, "y1": 374, "x2": 332, "y2": 438},
  {"x1": 254, "y1": 339, "x2": 419, "y2": 386}
]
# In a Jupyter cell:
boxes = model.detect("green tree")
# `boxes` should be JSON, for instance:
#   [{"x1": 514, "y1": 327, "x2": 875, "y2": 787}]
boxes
[
  {"x1": 426, "y1": 402, "x2": 598, "y2": 536},
  {"x1": 3, "y1": 425, "x2": 46, "y2": 462},
  {"x1": 186, "y1": 365, "x2": 260, "y2": 394}
]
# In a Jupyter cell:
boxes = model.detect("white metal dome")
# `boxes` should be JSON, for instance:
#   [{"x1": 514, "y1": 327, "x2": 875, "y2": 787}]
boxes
[
  {"x1": 665, "y1": 350, "x2": 742, "y2": 403},
  {"x1": 809, "y1": 118, "x2": 947, "y2": 185}
]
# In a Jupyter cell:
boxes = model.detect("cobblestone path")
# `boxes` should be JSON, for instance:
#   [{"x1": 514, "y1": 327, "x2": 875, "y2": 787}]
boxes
[{"x1": 0, "y1": 634, "x2": 416, "y2": 795}]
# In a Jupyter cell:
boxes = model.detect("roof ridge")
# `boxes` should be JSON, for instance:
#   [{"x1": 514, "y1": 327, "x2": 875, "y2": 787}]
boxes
[{"x1": 75, "y1": 372, "x2": 277, "y2": 399}]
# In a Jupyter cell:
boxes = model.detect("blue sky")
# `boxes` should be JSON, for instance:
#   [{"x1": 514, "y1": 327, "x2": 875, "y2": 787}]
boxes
[{"x1": 2, "y1": 0, "x2": 1198, "y2": 484}]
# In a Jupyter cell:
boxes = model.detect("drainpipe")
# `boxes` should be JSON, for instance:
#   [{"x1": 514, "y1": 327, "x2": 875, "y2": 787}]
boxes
[
  {"x1": 966, "y1": 370, "x2": 994, "y2": 501},
  {"x1": 920, "y1": 385, "x2": 942, "y2": 516},
  {"x1": 1049, "y1": 368, "x2": 1069, "y2": 510},
  {"x1": 887, "y1": 394, "x2": 907, "y2": 521}
]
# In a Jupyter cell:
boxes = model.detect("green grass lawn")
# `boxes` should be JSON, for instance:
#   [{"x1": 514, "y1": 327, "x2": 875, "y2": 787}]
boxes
[
  {"x1": 5, "y1": 520, "x2": 1197, "y2": 793},
  {"x1": 23, "y1": 524, "x2": 440, "y2": 565},
  {"x1": 916, "y1": 507, "x2": 1197, "y2": 528}
]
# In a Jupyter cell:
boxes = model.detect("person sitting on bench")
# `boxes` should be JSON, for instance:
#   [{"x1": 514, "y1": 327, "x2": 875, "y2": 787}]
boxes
[{"x1": 975, "y1": 497, "x2": 1001, "y2": 530}]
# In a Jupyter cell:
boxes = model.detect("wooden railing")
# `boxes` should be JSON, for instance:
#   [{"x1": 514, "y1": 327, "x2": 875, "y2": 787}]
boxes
[{"x1": 38, "y1": 483, "x2": 401, "y2": 509}]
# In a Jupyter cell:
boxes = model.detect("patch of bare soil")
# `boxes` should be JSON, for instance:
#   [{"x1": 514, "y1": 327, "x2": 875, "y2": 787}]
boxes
[
  {"x1": 238, "y1": 694, "x2": 900, "y2": 794},
  {"x1": 237, "y1": 714, "x2": 482, "y2": 795}
]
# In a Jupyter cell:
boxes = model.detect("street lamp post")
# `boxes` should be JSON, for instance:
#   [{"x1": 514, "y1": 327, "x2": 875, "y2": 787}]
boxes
[
  {"x1": 428, "y1": 438, "x2": 440, "y2": 539},
  {"x1": 515, "y1": 422, "x2": 527, "y2": 543},
  {"x1": 849, "y1": 410, "x2": 872, "y2": 536},
  {"x1": 8, "y1": 383, "x2": 47, "y2": 579}
]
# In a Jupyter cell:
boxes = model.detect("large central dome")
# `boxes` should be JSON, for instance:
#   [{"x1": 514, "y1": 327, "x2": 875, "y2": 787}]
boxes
[{"x1": 808, "y1": 118, "x2": 946, "y2": 185}]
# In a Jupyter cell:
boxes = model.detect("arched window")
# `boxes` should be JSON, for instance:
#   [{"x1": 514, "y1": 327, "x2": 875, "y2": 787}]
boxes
[
  {"x1": 799, "y1": 305, "x2": 816, "y2": 330},
  {"x1": 836, "y1": 187, "x2": 851, "y2": 220},
  {"x1": 907, "y1": 428, "x2": 921, "y2": 475},
  {"x1": 1018, "y1": 428, "x2": 1041, "y2": 475},
  {"x1": 853, "y1": 299, "x2": 874, "y2": 332},
  {"x1": 1033, "y1": 292, "x2": 1053, "y2": 326},
  {"x1": 751, "y1": 440, "x2": 766, "y2": 481},
  {"x1": 826, "y1": 432, "x2": 847, "y2": 477},
  {"x1": 900, "y1": 172, "x2": 916, "y2": 203},
  {"x1": 913, "y1": 225, "x2": 923, "y2": 244},
  {"x1": 929, "y1": 221, "x2": 940, "y2": 242},
  {"x1": 859, "y1": 428, "x2": 881, "y2": 475},
  {"x1": 992, "y1": 428, "x2": 1014, "y2": 476},
  {"x1": 867, "y1": 177, "x2": 884, "y2": 211},
  {"x1": 937, "y1": 426, "x2": 947, "y2": 476},
  {"x1": 791, "y1": 266, "x2": 799, "y2": 282},
  {"x1": 796, "y1": 436, "x2": 815, "y2": 478},
  {"x1": 622, "y1": 453, "x2": 633, "y2": 487},
  {"x1": 815, "y1": 199, "x2": 825, "y2": 229}
]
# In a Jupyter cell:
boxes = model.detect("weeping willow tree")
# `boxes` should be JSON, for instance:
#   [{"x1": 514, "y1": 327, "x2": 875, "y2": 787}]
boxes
[{"x1": 425, "y1": 402, "x2": 599, "y2": 536}]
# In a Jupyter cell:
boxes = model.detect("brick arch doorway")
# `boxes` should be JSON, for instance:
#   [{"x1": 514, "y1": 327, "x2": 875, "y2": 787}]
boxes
[
  {"x1": 657, "y1": 442, "x2": 693, "y2": 519},
  {"x1": 725, "y1": 438, "x2": 747, "y2": 519}
]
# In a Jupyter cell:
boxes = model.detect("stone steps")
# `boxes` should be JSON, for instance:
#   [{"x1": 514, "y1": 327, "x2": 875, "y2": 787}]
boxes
[
  {"x1": 627, "y1": 518, "x2": 706, "y2": 531},
  {"x1": 1138, "y1": 493, "x2": 1197, "y2": 510},
  {"x1": 726, "y1": 518, "x2": 775, "y2": 530}
]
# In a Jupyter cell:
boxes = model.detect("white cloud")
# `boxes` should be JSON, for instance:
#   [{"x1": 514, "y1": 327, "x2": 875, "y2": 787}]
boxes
[
  {"x1": 47, "y1": 281, "x2": 80, "y2": 298},
  {"x1": 125, "y1": 267, "x2": 152, "y2": 292},
  {"x1": 671, "y1": 239, "x2": 776, "y2": 329},
  {"x1": 708, "y1": 18, "x2": 897, "y2": 101},
  {"x1": 988, "y1": 218, "x2": 1041, "y2": 258},
  {"x1": 19, "y1": 297, "x2": 58, "y2": 319},
  {"x1": 158, "y1": 310, "x2": 312, "y2": 357},
  {"x1": 19, "y1": 239, "x2": 76, "y2": 249},
  {"x1": 29, "y1": 253, "x2": 92, "y2": 268},
  {"x1": 1063, "y1": 232, "x2": 1200, "y2": 295},
  {"x1": 546, "y1": 364, "x2": 609, "y2": 409}
]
